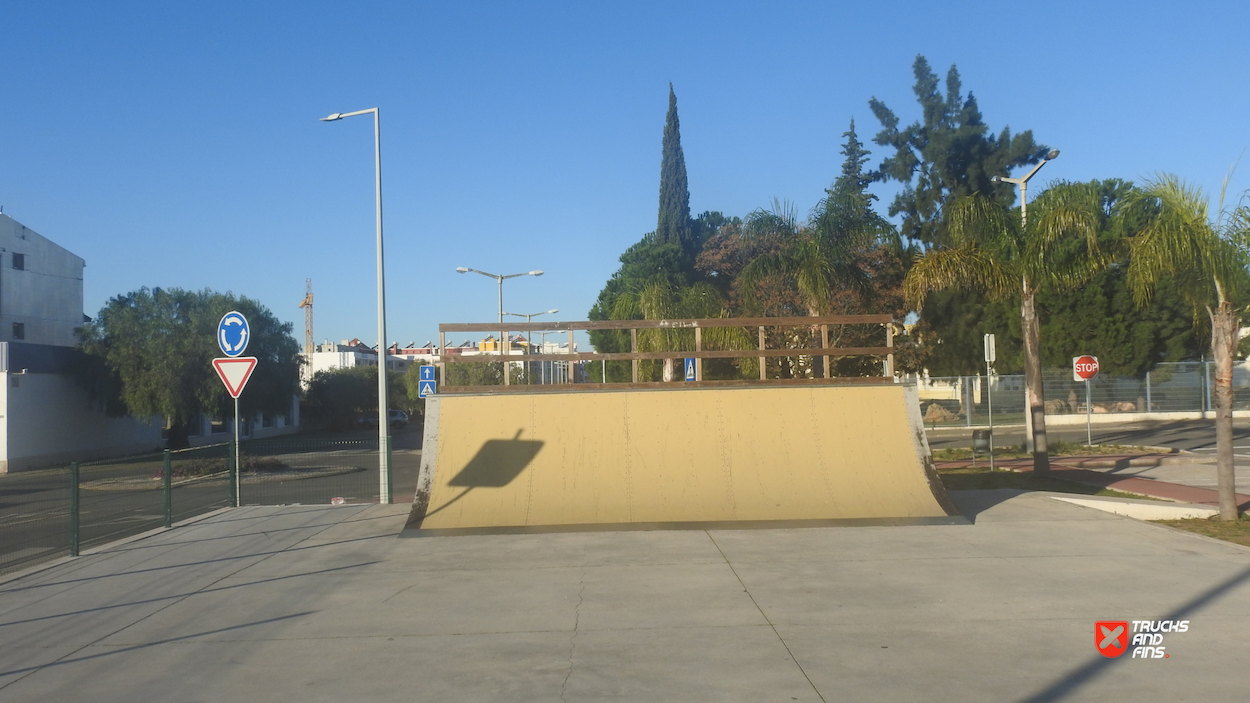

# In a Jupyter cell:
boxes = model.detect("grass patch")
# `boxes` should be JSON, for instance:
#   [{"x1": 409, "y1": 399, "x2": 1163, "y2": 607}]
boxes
[
  {"x1": 938, "y1": 465, "x2": 1158, "y2": 501},
  {"x1": 932, "y1": 442, "x2": 1159, "y2": 462},
  {"x1": 152, "y1": 456, "x2": 290, "y2": 480},
  {"x1": 1153, "y1": 516, "x2": 1250, "y2": 548}
]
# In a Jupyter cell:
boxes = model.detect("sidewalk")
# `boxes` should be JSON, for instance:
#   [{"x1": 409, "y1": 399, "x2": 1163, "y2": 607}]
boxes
[
  {"x1": 936, "y1": 453, "x2": 1250, "y2": 511},
  {"x1": 2, "y1": 496, "x2": 1250, "y2": 702}
]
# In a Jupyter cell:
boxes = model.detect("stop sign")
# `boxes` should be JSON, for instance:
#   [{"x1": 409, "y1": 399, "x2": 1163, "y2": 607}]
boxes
[{"x1": 1073, "y1": 355, "x2": 1099, "y2": 381}]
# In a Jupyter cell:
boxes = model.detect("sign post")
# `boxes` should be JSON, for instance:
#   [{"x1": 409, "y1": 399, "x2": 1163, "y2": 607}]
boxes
[
  {"x1": 1073, "y1": 355, "x2": 1099, "y2": 446},
  {"x1": 216, "y1": 311, "x2": 255, "y2": 507},
  {"x1": 984, "y1": 334, "x2": 996, "y2": 471}
]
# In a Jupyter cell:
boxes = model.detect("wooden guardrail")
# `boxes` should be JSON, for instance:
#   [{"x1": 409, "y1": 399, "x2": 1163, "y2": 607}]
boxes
[{"x1": 434, "y1": 315, "x2": 895, "y2": 393}]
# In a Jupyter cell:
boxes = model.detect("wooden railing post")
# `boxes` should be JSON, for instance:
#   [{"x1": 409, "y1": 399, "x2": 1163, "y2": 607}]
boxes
[
  {"x1": 438, "y1": 331, "x2": 447, "y2": 388},
  {"x1": 821, "y1": 324, "x2": 830, "y2": 379},
  {"x1": 568, "y1": 330, "x2": 576, "y2": 384},
  {"x1": 758, "y1": 326, "x2": 766, "y2": 380},
  {"x1": 885, "y1": 323, "x2": 895, "y2": 378},
  {"x1": 694, "y1": 327, "x2": 702, "y2": 381},
  {"x1": 630, "y1": 328, "x2": 639, "y2": 383}
]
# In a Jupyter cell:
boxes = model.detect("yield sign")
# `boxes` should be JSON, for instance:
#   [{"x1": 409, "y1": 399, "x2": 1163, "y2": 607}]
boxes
[{"x1": 213, "y1": 357, "x2": 258, "y2": 398}]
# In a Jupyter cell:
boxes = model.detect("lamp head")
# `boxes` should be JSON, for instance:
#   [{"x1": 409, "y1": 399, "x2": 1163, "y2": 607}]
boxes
[
  {"x1": 320, "y1": 113, "x2": 343, "y2": 122},
  {"x1": 1045, "y1": 149, "x2": 1060, "y2": 161},
  {"x1": 990, "y1": 175, "x2": 1002, "y2": 184},
  {"x1": 547, "y1": 308, "x2": 559, "y2": 314},
  {"x1": 455, "y1": 267, "x2": 469, "y2": 273},
  {"x1": 530, "y1": 270, "x2": 544, "y2": 276}
]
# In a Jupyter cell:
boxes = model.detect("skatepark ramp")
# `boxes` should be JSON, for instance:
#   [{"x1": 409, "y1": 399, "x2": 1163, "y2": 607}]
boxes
[{"x1": 405, "y1": 315, "x2": 959, "y2": 533}]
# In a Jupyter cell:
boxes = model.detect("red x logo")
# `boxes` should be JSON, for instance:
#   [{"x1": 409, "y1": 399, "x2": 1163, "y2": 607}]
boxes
[{"x1": 1096, "y1": 621, "x2": 1129, "y2": 658}]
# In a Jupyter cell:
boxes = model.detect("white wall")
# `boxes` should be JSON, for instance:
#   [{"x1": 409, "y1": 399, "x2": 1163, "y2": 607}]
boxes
[
  {"x1": 0, "y1": 214, "x2": 85, "y2": 347},
  {"x1": 1, "y1": 372, "x2": 163, "y2": 472}
]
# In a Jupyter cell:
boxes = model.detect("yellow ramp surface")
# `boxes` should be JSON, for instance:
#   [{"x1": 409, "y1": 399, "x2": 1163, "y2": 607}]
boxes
[{"x1": 407, "y1": 384, "x2": 958, "y2": 532}]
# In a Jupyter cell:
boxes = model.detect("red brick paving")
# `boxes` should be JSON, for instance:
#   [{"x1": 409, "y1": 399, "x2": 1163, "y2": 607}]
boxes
[{"x1": 936, "y1": 455, "x2": 1250, "y2": 512}]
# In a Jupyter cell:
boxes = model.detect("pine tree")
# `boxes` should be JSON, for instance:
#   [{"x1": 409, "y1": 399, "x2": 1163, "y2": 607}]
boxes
[
  {"x1": 832, "y1": 119, "x2": 875, "y2": 198},
  {"x1": 657, "y1": 83, "x2": 692, "y2": 251},
  {"x1": 869, "y1": 55, "x2": 1049, "y2": 247}
]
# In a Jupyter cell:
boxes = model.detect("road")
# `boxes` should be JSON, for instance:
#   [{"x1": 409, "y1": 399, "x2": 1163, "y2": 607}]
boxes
[
  {"x1": 0, "y1": 426, "x2": 424, "y2": 576},
  {"x1": 925, "y1": 417, "x2": 1250, "y2": 454}
]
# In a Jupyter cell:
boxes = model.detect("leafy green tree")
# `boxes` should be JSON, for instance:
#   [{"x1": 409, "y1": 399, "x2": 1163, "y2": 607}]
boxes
[
  {"x1": 1037, "y1": 268, "x2": 1201, "y2": 377},
  {"x1": 869, "y1": 55, "x2": 1050, "y2": 247},
  {"x1": 304, "y1": 365, "x2": 416, "y2": 430},
  {"x1": 589, "y1": 84, "x2": 733, "y2": 371},
  {"x1": 736, "y1": 122, "x2": 895, "y2": 377},
  {"x1": 657, "y1": 83, "x2": 692, "y2": 253},
  {"x1": 77, "y1": 287, "x2": 301, "y2": 447},
  {"x1": 904, "y1": 183, "x2": 1110, "y2": 473},
  {"x1": 589, "y1": 212, "x2": 739, "y2": 379},
  {"x1": 1125, "y1": 175, "x2": 1250, "y2": 519},
  {"x1": 869, "y1": 55, "x2": 1051, "y2": 376}
]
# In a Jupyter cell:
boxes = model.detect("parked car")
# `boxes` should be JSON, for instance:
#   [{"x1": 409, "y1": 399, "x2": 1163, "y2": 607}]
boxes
[
  {"x1": 356, "y1": 410, "x2": 408, "y2": 430},
  {"x1": 388, "y1": 409, "x2": 408, "y2": 429}
]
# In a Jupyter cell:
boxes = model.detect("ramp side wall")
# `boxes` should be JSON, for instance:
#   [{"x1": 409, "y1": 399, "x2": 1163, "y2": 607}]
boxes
[{"x1": 409, "y1": 384, "x2": 956, "y2": 530}]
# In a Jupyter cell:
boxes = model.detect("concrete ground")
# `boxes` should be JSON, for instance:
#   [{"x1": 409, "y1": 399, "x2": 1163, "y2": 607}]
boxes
[{"x1": 2, "y1": 493, "x2": 1249, "y2": 702}]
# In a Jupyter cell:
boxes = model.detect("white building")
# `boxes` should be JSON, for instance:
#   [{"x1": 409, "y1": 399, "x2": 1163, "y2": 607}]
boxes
[
  {"x1": 302, "y1": 339, "x2": 411, "y2": 388},
  {"x1": 0, "y1": 214, "x2": 162, "y2": 471},
  {"x1": 0, "y1": 214, "x2": 297, "y2": 472},
  {"x1": 0, "y1": 212, "x2": 85, "y2": 346}
]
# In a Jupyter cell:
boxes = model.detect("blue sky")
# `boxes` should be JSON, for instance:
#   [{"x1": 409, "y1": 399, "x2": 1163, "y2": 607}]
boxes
[{"x1": 3, "y1": 1, "x2": 1248, "y2": 350}]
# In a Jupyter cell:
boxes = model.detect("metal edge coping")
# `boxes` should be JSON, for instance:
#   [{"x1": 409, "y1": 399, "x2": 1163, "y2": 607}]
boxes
[{"x1": 400, "y1": 515, "x2": 970, "y2": 538}]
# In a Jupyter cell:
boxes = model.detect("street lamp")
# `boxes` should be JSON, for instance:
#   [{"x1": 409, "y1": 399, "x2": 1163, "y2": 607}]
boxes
[
  {"x1": 990, "y1": 149, "x2": 1059, "y2": 227},
  {"x1": 321, "y1": 107, "x2": 391, "y2": 504},
  {"x1": 456, "y1": 267, "x2": 543, "y2": 384},
  {"x1": 505, "y1": 309, "x2": 559, "y2": 384},
  {"x1": 991, "y1": 148, "x2": 1059, "y2": 455}
]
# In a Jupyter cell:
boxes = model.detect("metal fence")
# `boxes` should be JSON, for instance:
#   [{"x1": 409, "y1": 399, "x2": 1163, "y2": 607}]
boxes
[
  {"x1": 0, "y1": 436, "x2": 421, "y2": 577},
  {"x1": 911, "y1": 361, "x2": 1248, "y2": 428}
]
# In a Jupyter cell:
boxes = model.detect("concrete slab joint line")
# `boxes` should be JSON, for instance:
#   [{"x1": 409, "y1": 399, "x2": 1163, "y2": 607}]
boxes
[{"x1": 705, "y1": 531, "x2": 828, "y2": 703}]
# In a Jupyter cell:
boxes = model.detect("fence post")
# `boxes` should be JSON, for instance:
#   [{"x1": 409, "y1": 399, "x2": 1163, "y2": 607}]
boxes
[
  {"x1": 163, "y1": 450, "x2": 172, "y2": 528},
  {"x1": 229, "y1": 440, "x2": 238, "y2": 508},
  {"x1": 69, "y1": 462, "x2": 80, "y2": 558},
  {"x1": 1205, "y1": 360, "x2": 1212, "y2": 412},
  {"x1": 1146, "y1": 370, "x2": 1152, "y2": 413},
  {"x1": 966, "y1": 376, "x2": 972, "y2": 427}
]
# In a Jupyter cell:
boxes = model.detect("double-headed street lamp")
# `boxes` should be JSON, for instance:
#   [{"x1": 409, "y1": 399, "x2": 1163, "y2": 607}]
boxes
[
  {"x1": 991, "y1": 148, "x2": 1060, "y2": 455},
  {"x1": 321, "y1": 107, "x2": 391, "y2": 503},
  {"x1": 991, "y1": 149, "x2": 1060, "y2": 226},
  {"x1": 456, "y1": 267, "x2": 543, "y2": 384},
  {"x1": 505, "y1": 309, "x2": 559, "y2": 383}
]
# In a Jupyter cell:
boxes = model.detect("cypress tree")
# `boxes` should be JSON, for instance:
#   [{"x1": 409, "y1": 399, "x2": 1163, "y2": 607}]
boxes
[{"x1": 657, "y1": 83, "x2": 692, "y2": 250}]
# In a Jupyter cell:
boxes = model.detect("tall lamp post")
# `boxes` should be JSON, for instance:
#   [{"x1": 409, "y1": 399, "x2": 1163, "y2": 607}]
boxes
[
  {"x1": 505, "y1": 309, "x2": 559, "y2": 383},
  {"x1": 991, "y1": 148, "x2": 1060, "y2": 456},
  {"x1": 456, "y1": 267, "x2": 543, "y2": 384},
  {"x1": 321, "y1": 107, "x2": 391, "y2": 504}
]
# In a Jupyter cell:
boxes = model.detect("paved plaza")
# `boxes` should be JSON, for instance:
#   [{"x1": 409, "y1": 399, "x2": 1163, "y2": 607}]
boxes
[{"x1": 1, "y1": 491, "x2": 1249, "y2": 702}]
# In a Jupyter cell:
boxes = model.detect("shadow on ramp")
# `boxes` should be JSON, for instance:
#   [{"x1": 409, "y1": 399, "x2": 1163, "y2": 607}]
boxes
[{"x1": 407, "y1": 430, "x2": 543, "y2": 528}]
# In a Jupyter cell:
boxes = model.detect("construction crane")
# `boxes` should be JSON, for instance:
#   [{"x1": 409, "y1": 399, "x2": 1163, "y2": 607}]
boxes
[{"x1": 298, "y1": 279, "x2": 314, "y2": 356}]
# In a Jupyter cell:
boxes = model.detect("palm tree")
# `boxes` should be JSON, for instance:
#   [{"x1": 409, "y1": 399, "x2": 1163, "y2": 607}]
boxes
[
  {"x1": 1125, "y1": 174, "x2": 1250, "y2": 519},
  {"x1": 738, "y1": 190, "x2": 892, "y2": 377},
  {"x1": 611, "y1": 280, "x2": 755, "y2": 381},
  {"x1": 904, "y1": 182, "x2": 1109, "y2": 473}
]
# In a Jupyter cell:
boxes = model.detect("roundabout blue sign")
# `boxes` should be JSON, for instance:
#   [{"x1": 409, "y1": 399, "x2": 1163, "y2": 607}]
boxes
[{"x1": 218, "y1": 311, "x2": 250, "y2": 357}]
